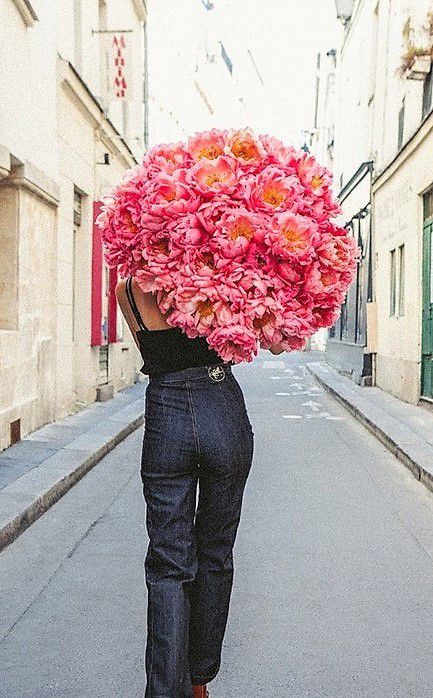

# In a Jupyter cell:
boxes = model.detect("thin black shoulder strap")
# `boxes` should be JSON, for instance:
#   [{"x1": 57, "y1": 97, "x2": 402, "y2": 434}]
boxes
[{"x1": 125, "y1": 276, "x2": 148, "y2": 331}]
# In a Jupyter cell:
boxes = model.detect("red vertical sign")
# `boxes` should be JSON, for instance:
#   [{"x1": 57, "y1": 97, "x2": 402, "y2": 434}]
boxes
[
  {"x1": 92, "y1": 201, "x2": 118, "y2": 346},
  {"x1": 91, "y1": 201, "x2": 103, "y2": 346}
]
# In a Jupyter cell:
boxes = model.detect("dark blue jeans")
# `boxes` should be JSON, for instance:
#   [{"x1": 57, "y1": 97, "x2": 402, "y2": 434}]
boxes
[{"x1": 141, "y1": 362, "x2": 254, "y2": 698}]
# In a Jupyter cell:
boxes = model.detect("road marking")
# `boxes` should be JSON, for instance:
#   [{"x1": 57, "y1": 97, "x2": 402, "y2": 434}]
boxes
[
  {"x1": 282, "y1": 412, "x2": 346, "y2": 420},
  {"x1": 269, "y1": 375, "x2": 284, "y2": 380},
  {"x1": 262, "y1": 360, "x2": 286, "y2": 369},
  {"x1": 302, "y1": 400, "x2": 324, "y2": 411}
]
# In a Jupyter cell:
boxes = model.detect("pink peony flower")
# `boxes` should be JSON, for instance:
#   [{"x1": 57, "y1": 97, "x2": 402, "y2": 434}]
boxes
[
  {"x1": 248, "y1": 166, "x2": 302, "y2": 213},
  {"x1": 189, "y1": 155, "x2": 238, "y2": 196},
  {"x1": 95, "y1": 127, "x2": 360, "y2": 363},
  {"x1": 207, "y1": 324, "x2": 259, "y2": 363},
  {"x1": 224, "y1": 127, "x2": 267, "y2": 166},
  {"x1": 188, "y1": 128, "x2": 227, "y2": 161},
  {"x1": 266, "y1": 211, "x2": 319, "y2": 262},
  {"x1": 209, "y1": 208, "x2": 261, "y2": 259},
  {"x1": 297, "y1": 153, "x2": 333, "y2": 195}
]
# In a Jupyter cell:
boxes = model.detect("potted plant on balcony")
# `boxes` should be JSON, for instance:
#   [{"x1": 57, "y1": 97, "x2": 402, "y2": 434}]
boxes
[{"x1": 399, "y1": 14, "x2": 433, "y2": 80}]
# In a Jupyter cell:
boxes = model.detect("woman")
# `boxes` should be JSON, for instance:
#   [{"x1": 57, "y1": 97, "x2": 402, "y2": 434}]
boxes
[{"x1": 116, "y1": 275, "x2": 283, "y2": 698}]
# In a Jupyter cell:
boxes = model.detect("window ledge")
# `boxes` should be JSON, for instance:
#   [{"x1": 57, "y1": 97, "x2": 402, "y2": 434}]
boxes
[{"x1": 12, "y1": 0, "x2": 39, "y2": 27}]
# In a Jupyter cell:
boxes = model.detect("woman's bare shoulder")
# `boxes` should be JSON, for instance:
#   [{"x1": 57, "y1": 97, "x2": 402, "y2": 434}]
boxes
[{"x1": 115, "y1": 277, "x2": 127, "y2": 296}]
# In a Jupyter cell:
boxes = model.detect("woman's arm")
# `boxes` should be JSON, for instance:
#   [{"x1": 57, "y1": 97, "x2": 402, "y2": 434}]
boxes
[
  {"x1": 115, "y1": 279, "x2": 142, "y2": 350},
  {"x1": 268, "y1": 343, "x2": 285, "y2": 355}
]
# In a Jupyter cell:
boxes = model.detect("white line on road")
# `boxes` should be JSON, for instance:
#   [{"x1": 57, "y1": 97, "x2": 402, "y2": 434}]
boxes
[
  {"x1": 302, "y1": 400, "x2": 324, "y2": 411},
  {"x1": 262, "y1": 360, "x2": 286, "y2": 369}
]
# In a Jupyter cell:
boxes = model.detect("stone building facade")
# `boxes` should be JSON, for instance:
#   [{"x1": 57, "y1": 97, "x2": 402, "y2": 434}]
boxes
[
  {"x1": 317, "y1": 0, "x2": 433, "y2": 404},
  {"x1": 0, "y1": 0, "x2": 147, "y2": 450}
]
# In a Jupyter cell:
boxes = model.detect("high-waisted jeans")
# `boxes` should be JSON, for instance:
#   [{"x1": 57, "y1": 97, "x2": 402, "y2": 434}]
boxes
[{"x1": 140, "y1": 361, "x2": 254, "y2": 698}]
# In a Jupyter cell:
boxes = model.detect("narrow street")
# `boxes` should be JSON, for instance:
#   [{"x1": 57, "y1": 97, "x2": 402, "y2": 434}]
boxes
[{"x1": 2, "y1": 351, "x2": 433, "y2": 697}]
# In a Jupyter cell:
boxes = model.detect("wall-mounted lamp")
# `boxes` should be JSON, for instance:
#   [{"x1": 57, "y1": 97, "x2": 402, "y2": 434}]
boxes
[
  {"x1": 335, "y1": 0, "x2": 355, "y2": 25},
  {"x1": 97, "y1": 153, "x2": 110, "y2": 165}
]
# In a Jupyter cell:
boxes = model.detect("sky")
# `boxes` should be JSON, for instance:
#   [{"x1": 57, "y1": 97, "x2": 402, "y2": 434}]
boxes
[
  {"x1": 214, "y1": 0, "x2": 341, "y2": 143},
  {"x1": 147, "y1": 0, "x2": 341, "y2": 147}
]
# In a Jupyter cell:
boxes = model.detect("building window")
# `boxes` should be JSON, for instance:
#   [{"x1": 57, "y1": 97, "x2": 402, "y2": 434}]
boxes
[
  {"x1": 423, "y1": 66, "x2": 433, "y2": 119},
  {"x1": 390, "y1": 248, "x2": 396, "y2": 315},
  {"x1": 72, "y1": 188, "x2": 84, "y2": 342},
  {"x1": 390, "y1": 245, "x2": 405, "y2": 317},
  {"x1": 424, "y1": 188, "x2": 433, "y2": 220},
  {"x1": 397, "y1": 98, "x2": 405, "y2": 151},
  {"x1": 398, "y1": 244, "x2": 405, "y2": 316}
]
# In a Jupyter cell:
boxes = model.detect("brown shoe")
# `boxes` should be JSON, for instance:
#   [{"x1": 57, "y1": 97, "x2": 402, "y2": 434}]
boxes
[{"x1": 192, "y1": 685, "x2": 209, "y2": 698}]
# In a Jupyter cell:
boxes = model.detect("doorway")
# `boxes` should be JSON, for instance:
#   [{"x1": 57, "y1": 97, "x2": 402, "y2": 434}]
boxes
[{"x1": 421, "y1": 188, "x2": 433, "y2": 398}]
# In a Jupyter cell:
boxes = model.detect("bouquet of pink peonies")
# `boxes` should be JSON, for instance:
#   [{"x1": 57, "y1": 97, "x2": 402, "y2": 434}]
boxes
[{"x1": 95, "y1": 127, "x2": 360, "y2": 363}]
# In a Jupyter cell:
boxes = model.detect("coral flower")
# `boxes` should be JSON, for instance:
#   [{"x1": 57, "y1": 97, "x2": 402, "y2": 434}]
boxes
[
  {"x1": 304, "y1": 262, "x2": 343, "y2": 296},
  {"x1": 267, "y1": 212, "x2": 318, "y2": 261},
  {"x1": 207, "y1": 324, "x2": 259, "y2": 363},
  {"x1": 297, "y1": 154, "x2": 332, "y2": 195},
  {"x1": 190, "y1": 156, "x2": 238, "y2": 196},
  {"x1": 249, "y1": 166, "x2": 302, "y2": 212},
  {"x1": 145, "y1": 172, "x2": 200, "y2": 218},
  {"x1": 225, "y1": 128, "x2": 266, "y2": 167},
  {"x1": 188, "y1": 128, "x2": 227, "y2": 161},
  {"x1": 260, "y1": 134, "x2": 300, "y2": 169},
  {"x1": 316, "y1": 231, "x2": 360, "y2": 272},
  {"x1": 144, "y1": 141, "x2": 191, "y2": 174},
  {"x1": 210, "y1": 209, "x2": 260, "y2": 259}
]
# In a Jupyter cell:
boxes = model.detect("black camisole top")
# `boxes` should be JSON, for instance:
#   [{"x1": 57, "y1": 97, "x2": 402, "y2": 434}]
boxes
[{"x1": 125, "y1": 275, "x2": 224, "y2": 377}]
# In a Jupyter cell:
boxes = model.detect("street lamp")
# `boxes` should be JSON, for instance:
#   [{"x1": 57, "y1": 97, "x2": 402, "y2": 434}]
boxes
[{"x1": 335, "y1": 0, "x2": 355, "y2": 25}]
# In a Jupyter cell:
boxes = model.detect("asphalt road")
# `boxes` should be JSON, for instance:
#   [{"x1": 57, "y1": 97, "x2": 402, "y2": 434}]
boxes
[{"x1": 2, "y1": 350, "x2": 433, "y2": 697}]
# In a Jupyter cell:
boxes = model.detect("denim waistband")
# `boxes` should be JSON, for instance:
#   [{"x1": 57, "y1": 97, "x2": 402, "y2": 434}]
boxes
[{"x1": 148, "y1": 362, "x2": 233, "y2": 384}]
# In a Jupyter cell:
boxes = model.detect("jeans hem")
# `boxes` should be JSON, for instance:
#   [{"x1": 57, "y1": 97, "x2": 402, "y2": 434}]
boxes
[{"x1": 191, "y1": 664, "x2": 220, "y2": 685}]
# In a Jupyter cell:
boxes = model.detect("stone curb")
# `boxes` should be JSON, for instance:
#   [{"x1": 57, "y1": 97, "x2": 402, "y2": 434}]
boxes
[
  {"x1": 307, "y1": 361, "x2": 433, "y2": 495},
  {"x1": 0, "y1": 412, "x2": 144, "y2": 553}
]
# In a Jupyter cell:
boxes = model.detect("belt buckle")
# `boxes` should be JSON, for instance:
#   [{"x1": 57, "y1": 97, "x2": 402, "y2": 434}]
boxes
[{"x1": 208, "y1": 364, "x2": 226, "y2": 382}]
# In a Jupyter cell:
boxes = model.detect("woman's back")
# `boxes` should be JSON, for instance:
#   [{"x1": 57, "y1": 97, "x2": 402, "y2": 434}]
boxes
[{"x1": 117, "y1": 276, "x2": 223, "y2": 378}]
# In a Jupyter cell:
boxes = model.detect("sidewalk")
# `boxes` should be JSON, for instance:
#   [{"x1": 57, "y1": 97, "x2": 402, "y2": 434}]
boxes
[
  {"x1": 307, "y1": 360, "x2": 433, "y2": 494},
  {"x1": 0, "y1": 380, "x2": 145, "y2": 552}
]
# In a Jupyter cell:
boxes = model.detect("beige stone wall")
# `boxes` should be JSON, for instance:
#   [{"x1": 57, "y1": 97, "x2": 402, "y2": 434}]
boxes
[{"x1": 0, "y1": 179, "x2": 58, "y2": 449}]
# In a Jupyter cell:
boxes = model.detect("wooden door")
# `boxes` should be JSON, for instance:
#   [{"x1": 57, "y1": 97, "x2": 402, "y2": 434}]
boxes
[{"x1": 421, "y1": 190, "x2": 433, "y2": 398}]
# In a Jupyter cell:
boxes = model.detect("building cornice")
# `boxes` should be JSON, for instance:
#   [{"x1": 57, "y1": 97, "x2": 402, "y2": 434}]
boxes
[
  {"x1": 11, "y1": 0, "x2": 38, "y2": 27},
  {"x1": 131, "y1": 0, "x2": 147, "y2": 22},
  {"x1": 57, "y1": 56, "x2": 138, "y2": 169},
  {"x1": 340, "y1": 0, "x2": 365, "y2": 54},
  {"x1": 0, "y1": 150, "x2": 59, "y2": 207},
  {"x1": 372, "y1": 110, "x2": 433, "y2": 192}
]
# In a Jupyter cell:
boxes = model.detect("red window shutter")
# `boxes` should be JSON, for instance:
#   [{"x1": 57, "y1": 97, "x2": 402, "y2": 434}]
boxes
[
  {"x1": 91, "y1": 201, "x2": 103, "y2": 346},
  {"x1": 108, "y1": 266, "x2": 118, "y2": 343}
]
